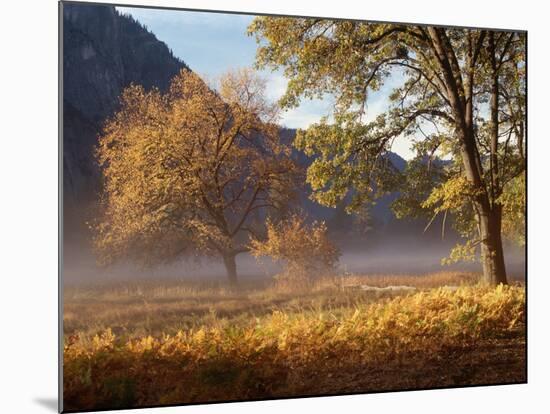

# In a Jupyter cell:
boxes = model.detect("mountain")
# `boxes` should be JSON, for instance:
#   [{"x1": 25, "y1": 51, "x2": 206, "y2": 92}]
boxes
[
  {"x1": 61, "y1": 3, "x2": 453, "y2": 247},
  {"x1": 62, "y1": 3, "x2": 188, "y2": 218}
]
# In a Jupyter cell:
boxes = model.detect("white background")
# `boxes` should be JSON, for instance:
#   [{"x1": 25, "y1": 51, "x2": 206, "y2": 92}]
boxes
[{"x1": 1, "y1": 0, "x2": 548, "y2": 413}]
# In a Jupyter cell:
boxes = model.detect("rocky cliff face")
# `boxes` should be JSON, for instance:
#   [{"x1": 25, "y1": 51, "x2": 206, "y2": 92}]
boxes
[
  {"x1": 62, "y1": 3, "x2": 188, "y2": 214},
  {"x1": 60, "y1": 3, "x2": 447, "y2": 246}
]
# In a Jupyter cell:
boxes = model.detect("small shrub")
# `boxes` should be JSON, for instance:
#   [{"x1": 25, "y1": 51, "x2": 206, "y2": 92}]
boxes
[{"x1": 249, "y1": 215, "x2": 340, "y2": 285}]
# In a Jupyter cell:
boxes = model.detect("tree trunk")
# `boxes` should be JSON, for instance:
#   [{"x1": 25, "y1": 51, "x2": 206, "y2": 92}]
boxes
[
  {"x1": 489, "y1": 32, "x2": 500, "y2": 202},
  {"x1": 478, "y1": 205, "x2": 508, "y2": 285},
  {"x1": 222, "y1": 252, "x2": 238, "y2": 286},
  {"x1": 429, "y1": 28, "x2": 508, "y2": 287},
  {"x1": 456, "y1": 127, "x2": 508, "y2": 286},
  {"x1": 478, "y1": 32, "x2": 507, "y2": 286}
]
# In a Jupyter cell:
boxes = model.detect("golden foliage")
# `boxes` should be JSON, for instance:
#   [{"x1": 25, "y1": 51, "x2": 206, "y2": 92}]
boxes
[
  {"x1": 442, "y1": 241, "x2": 479, "y2": 265},
  {"x1": 92, "y1": 68, "x2": 299, "y2": 267},
  {"x1": 249, "y1": 215, "x2": 340, "y2": 283},
  {"x1": 499, "y1": 173, "x2": 526, "y2": 245},
  {"x1": 64, "y1": 285, "x2": 525, "y2": 410},
  {"x1": 422, "y1": 175, "x2": 480, "y2": 213}
]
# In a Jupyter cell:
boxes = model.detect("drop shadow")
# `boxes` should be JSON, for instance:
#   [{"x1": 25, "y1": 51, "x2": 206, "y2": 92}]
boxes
[{"x1": 34, "y1": 397, "x2": 58, "y2": 412}]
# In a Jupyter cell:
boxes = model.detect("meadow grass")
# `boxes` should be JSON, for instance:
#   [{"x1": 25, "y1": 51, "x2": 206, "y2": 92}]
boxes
[
  {"x1": 63, "y1": 272, "x2": 526, "y2": 411},
  {"x1": 63, "y1": 271, "x2": 485, "y2": 339}
]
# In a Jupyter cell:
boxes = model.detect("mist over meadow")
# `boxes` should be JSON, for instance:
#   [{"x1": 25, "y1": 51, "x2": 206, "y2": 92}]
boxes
[
  {"x1": 61, "y1": 4, "x2": 526, "y2": 411},
  {"x1": 63, "y1": 236, "x2": 525, "y2": 285}
]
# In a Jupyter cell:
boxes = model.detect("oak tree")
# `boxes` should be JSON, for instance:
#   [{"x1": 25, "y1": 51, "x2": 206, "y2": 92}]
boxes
[
  {"x1": 93, "y1": 68, "x2": 300, "y2": 285},
  {"x1": 249, "y1": 19, "x2": 525, "y2": 285}
]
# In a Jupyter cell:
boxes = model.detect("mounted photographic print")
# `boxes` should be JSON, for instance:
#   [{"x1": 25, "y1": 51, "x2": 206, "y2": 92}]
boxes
[{"x1": 60, "y1": 1, "x2": 527, "y2": 412}]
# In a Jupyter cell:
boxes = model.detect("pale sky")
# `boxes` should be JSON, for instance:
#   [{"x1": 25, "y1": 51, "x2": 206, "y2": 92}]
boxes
[{"x1": 116, "y1": 6, "x2": 415, "y2": 159}]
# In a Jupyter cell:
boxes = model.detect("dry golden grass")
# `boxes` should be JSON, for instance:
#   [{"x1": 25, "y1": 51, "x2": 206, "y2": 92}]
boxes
[
  {"x1": 338, "y1": 270, "x2": 481, "y2": 288},
  {"x1": 63, "y1": 271, "x2": 485, "y2": 339},
  {"x1": 63, "y1": 283, "x2": 525, "y2": 411}
]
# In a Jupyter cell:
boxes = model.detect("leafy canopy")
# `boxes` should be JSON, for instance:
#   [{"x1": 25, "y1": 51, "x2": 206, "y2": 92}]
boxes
[
  {"x1": 93, "y1": 68, "x2": 300, "y2": 266},
  {"x1": 249, "y1": 19, "x2": 526, "y2": 256},
  {"x1": 249, "y1": 214, "x2": 340, "y2": 283}
]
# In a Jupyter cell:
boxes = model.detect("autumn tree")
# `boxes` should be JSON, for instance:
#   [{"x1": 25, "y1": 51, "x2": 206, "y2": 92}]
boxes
[
  {"x1": 93, "y1": 68, "x2": 300, "y2": 285},
  {"x1": 249, "y1": 214, "x2": 340, "y2": 284},
  {"x1": 249, "y1": 19, "x2": 526, "y2": 285}
]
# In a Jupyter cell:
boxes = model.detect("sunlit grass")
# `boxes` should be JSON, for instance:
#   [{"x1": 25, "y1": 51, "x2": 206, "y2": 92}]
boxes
[
  {"x1": 63, "y1": 271, "x2": 485, "y2": 338},
  {"x1": 63, "y1": 279, "x2": 525, "y2": 410}
]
